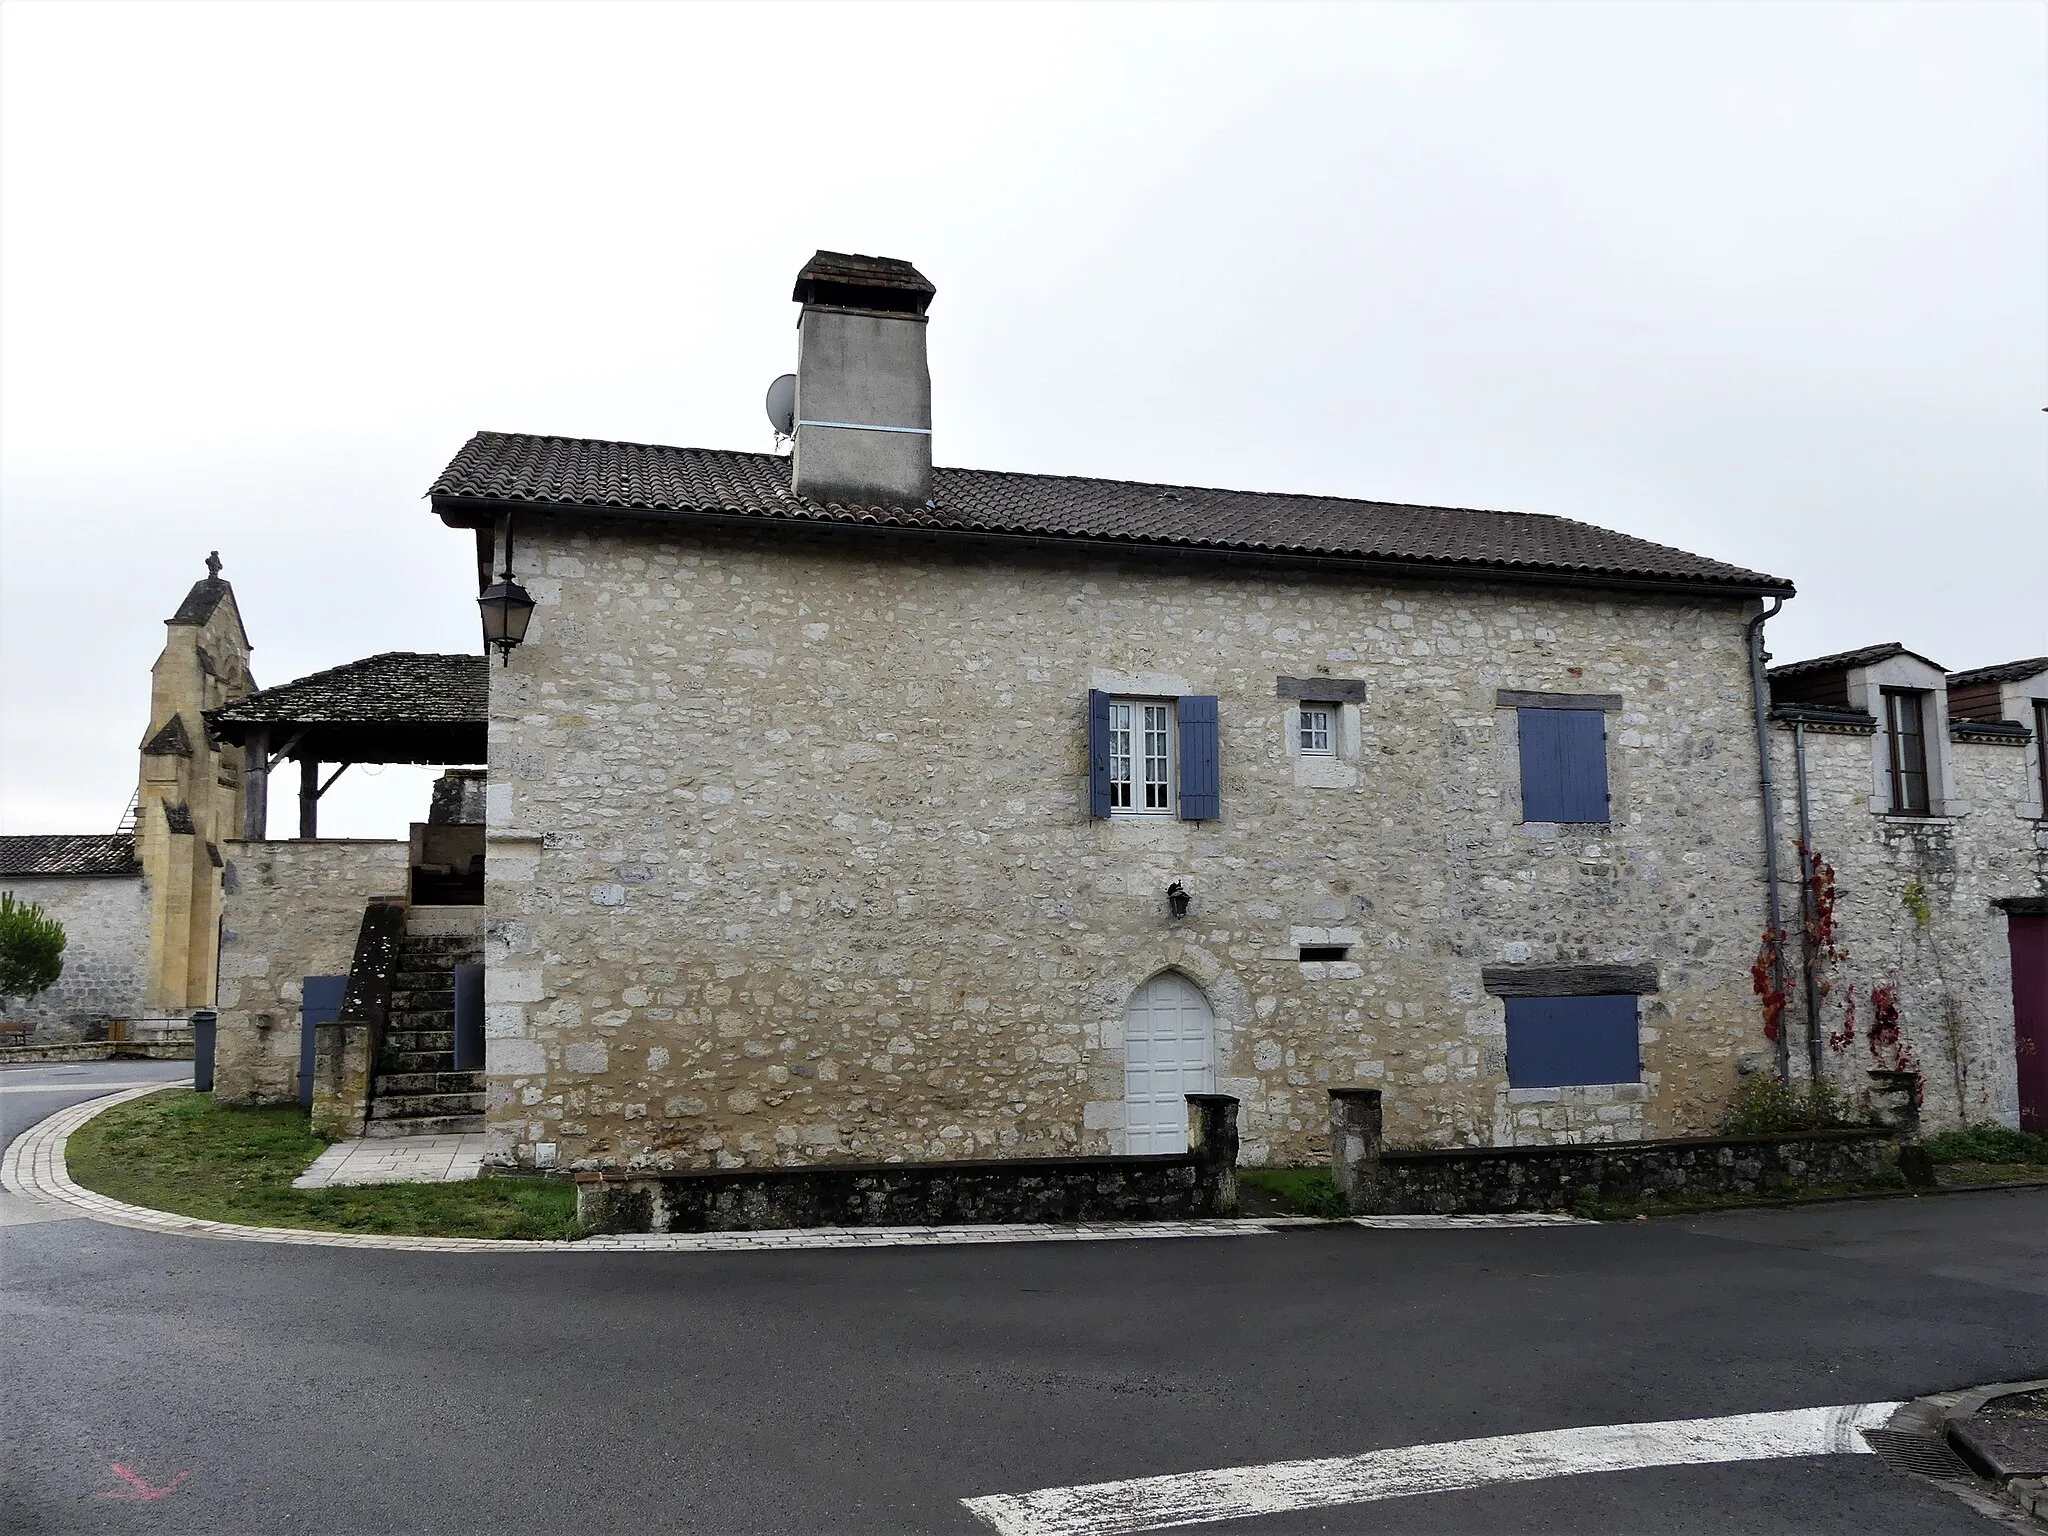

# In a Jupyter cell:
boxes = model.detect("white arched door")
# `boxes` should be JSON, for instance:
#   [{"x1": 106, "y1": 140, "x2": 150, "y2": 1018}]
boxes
[{"x1": 1123, "y1": 972, "x2": 1215, "y2": 1153}]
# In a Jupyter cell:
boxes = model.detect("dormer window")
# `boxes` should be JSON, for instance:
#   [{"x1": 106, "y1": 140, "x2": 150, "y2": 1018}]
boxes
[{"x1": 1882, "y1": 688, "x2": 1932, "y2": 815}]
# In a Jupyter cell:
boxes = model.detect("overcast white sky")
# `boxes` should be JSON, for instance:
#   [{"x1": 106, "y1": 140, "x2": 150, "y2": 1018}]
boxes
[{"x1": 3, "y1": 1, "x2": 2042, "y2": 838}]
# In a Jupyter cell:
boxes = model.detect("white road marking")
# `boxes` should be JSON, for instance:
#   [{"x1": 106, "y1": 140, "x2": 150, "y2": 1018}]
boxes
[{"x1": 962, "y1": 1401, "x2": 1902, "y2": 1536}]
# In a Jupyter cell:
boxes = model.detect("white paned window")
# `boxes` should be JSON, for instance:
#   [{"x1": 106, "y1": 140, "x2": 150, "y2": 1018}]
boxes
[
  {"x1": 1299, "y1": 706, "x2": 1334, "y2": 756},
  {"x1": 1108, "y1": 699, "x2": 1175, "y2": 814}
]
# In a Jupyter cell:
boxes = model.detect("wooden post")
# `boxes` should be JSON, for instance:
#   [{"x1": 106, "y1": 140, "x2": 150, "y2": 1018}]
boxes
[
  {"x1": 299, "y1": 756, "x2": 319, "y2": 839},
  {"x1": 242, "y1": 728, "x2": 269, "y2": 840}
]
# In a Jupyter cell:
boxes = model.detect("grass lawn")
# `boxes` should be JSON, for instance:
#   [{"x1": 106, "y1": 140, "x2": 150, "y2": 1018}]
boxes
[{"x1": 65, "y1": 1089, "x2": 580, "y2": 1240}]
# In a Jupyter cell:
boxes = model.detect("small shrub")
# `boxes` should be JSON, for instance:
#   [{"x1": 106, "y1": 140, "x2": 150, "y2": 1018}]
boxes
[
  {"x1": 1237, "y1": 1166, "x2": 1350, "y2": 1218},
  {"x1": 1923, "y1": 1124, "x2": 2048, "y2": 1166},
  {"x1": 0, "y1": 892, "x2": 65, "y2": 1001},
  {"x1": 1718, "y1": 1074, "x2": 1858, "y2": 1136}
]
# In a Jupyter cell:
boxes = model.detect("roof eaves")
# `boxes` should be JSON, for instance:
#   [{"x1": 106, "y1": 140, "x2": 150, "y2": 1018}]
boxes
[{"x1": 430, "y1": 492, "x2": 1795, "y2": 599}]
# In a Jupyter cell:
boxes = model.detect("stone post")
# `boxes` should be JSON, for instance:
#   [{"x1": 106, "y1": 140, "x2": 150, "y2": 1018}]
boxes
[
  {"x1": 1185, "y1": 1094, "x2": 1240, "y2": 1217},
  {"x1": 1329, "y1": 1088, "x2": 1385, "y2": 1215},
  {"x1": 1865, "y1": 1070, "x2": 1922, "y2": 1140}
]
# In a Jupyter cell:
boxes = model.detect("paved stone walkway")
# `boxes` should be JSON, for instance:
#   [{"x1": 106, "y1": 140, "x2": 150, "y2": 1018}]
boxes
[
  {"x1": 292, "y1": 1133, "x2": 488, "y2": 1189},
  {"x1": 2, "y1": 1085, "x2": 1586, "y2": 1254}
]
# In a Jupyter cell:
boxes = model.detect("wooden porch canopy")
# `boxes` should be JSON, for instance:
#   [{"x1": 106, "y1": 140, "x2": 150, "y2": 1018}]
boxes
[{"x1": 208, "y1": 652, "x2": 487, "y2": 839}]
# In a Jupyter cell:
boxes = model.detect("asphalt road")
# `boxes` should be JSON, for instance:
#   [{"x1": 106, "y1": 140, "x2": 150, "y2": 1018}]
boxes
[{"x1": 3, "y1": 1062, "x2": 2042, "y2": 1536}]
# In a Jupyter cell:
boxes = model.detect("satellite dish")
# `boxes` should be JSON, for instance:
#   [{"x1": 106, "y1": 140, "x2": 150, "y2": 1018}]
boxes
[{"x1": 765, "y1": 374, "x2": 797, "y2": 437}]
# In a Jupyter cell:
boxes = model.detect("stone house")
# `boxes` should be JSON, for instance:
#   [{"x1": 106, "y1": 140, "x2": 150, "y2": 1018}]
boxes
[
  {"x1": 1767, "y1": 646, "x2": 2048, "y2": 1132},
  {"x1": 423, "y1": 251, "x2": 1833, "y2": 1175},
  {"x1": 0, "y1": 834, "x2": 146, "y2": 1038},
  {"x1": 0, "y1": 556, "x2": 254, "y2": 1040}
]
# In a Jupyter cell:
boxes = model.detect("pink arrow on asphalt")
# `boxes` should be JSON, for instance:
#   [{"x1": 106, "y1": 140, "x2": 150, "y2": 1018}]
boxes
[{"x1": 95, "y1": 1464, "x2": 191, "y2": 1500}]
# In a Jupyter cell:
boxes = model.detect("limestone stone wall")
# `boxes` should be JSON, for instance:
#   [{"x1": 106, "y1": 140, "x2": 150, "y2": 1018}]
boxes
[
  {"x1": 1770, "y1": 721, "x2": 2048, "y2": 1130},
  {"x1": 483, "y1": 515, "x2": 1783, "y2": 1173},
  {"x1": 214, "y1": 839, "x2": 409, "y2": 1104},
  {"x1": 0, "y1": 875, "x2": 147, "y2": 1040}
]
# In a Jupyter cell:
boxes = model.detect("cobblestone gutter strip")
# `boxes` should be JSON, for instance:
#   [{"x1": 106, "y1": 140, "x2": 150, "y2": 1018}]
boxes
[{"x1": 2, "y1": 1089, "x2": 1584, "y2": 1253}]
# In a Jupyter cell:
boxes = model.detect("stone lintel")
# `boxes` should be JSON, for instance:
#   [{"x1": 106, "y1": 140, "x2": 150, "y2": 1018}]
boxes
[{"x1": 1276, "y1": 676, "x2": 1369, "y2": 702}]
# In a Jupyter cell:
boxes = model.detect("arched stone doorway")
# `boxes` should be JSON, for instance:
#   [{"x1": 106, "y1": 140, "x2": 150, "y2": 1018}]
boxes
[{"x1": 1123, "y1": 971, "x2": 1216, "y2": 1153}]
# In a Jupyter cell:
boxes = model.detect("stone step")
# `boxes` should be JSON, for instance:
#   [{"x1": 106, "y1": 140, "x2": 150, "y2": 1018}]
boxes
[
  {"x1": 385, "y1": 1011, "x2": 452, "y2": 1036},
  {"x1": 370, "y1": 1090, "x2": 485, "y2": 1119},
  {"x1": 375, "y1": 1070, "x2": 483, "y2": 1095},
  {"x1": 386, "y1": 1029, "x2": 454, "y2": 1051},
  {"x1": 362, "y1": 1120, "x2": 486, "y2": 1141},
  {"x1": 383, "y1": 1050, "x2": 458, "y2": 1075},
  {"x1": 388, "y1": 988, "x2": 454, "y2": 1011}
]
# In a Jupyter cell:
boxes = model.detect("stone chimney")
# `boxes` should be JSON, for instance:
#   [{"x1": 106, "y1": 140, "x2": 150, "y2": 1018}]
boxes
[{"x1": 790, "y1": 251, "x2": 935, "y2": 507}]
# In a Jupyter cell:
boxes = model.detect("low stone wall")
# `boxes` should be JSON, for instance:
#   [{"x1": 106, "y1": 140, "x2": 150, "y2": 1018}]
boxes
[
  {"x1": 581, "y1": 1095, "x2": 1240, "y2": 1234},
  {"x1": 1330, "y1": 1088, "x2": 1897, "y2": 1214},
  {"x1": 0, "y1": 1042, "x2": 192, "y2": 1065},
  {"x1": 215, "y1": 840, "x2": 409, "y2": 1105}
]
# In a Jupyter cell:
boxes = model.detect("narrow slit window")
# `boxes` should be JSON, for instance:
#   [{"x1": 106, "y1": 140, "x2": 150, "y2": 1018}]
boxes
[
  {"x1": 1298, "y1": 945, "x2": 1349, "y2": 962},
  {"x1": 1883, "y1": 688, "x2": 1931, "y2": 815}
]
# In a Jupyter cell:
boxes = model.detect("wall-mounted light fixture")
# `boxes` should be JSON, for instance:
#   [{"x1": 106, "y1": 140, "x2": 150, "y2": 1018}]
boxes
[
  {"x1": 478, "y1": 517, "x2": 536, "y2": 666},
  {"x1": 1166, "y1": 880, "x2": 1192, "y2": 920}
]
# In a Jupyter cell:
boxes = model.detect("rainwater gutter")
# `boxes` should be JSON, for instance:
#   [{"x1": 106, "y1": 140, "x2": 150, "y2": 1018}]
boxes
[{"x1": 1745, "y1": 596, "x2": 1791, "y2": 1082}]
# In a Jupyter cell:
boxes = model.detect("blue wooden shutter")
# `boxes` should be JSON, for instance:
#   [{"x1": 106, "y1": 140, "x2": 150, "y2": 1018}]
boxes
[
  {"x1": 1517, "y1": 707, "x2": 1609, "y2": 823},
  {"x1": 1087, "y1": 690, "x2": 1112, "y2": 818},
  {"x1": 299, "y1": 974, "x2": 347, "y2": 1107},
  {"x1": 1178, "y1": 695, "x2": 1220, "y2": 821},
  {"x1": 1505, "y1": 995, "x2": 1640, "y2": 1087}
]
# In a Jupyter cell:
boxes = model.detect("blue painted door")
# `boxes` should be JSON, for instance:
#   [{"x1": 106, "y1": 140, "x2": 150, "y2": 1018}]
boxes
[{"x1": 300, "y1": 975, "x2": 347, "y2": 1107}]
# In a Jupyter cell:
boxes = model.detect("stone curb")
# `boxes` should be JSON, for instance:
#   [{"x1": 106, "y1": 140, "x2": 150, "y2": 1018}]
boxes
[
  {"x1": 1943, "y1": 1380, "x2": 2048, "y2": 1527},
  {"x1": 1, "y1": 1087, "x2": 1589, "y2": 1255}
]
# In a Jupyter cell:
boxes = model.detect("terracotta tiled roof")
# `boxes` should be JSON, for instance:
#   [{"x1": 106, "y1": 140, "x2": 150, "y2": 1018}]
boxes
[
  {"x1": 212, "y1": 653, "x2": 485, "y2": 726},
  {"x1": 0, "y1": 834, "x2": 141, "y2": 878},
  {"x1": 1768, "y1": 642, "x2": 1945, "y2": 679},
  {"x1": 1948, "y1": 656, "x2": 2048, "y2": 687},
  {"x1": 427, "y1": 432, "x2": 1793, "y2": 595}
]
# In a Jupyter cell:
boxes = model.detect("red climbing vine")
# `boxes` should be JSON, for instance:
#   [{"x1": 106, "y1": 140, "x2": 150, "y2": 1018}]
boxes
[{"x1": 1867, "y1": 981, "x2": 1923, "y2": 1103}]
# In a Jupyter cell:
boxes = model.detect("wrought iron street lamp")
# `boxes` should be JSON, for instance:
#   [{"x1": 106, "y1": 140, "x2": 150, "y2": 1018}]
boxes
[{"x1": 478, "y1": 520, "x2": 535, "y2": 665}]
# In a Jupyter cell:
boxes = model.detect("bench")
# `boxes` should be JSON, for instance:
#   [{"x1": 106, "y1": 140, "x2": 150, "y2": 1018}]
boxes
[{"x1": 0, "y1": 1022, "x2": 35, "y2": 1045}]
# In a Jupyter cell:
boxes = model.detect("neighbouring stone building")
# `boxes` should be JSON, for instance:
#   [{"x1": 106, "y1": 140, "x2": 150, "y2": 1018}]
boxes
[
  {"x1": 0, "y1": 835, "x2": 146, "y2": 1038},
  {"x1": 1768, "y1": 647, "x2": 2048, "y2": 1132},
  {"x1": 421, "y1": 250, "x2": 1846, "y2": 1175},
  {"x1": 0, "y1": 556, "x2": 255, "y2": 1040}
]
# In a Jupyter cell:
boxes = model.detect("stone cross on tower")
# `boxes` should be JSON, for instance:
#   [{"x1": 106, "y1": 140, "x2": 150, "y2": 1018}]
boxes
[{"x1": 205, "y1": 551, "x2": 222, "y2": 579}]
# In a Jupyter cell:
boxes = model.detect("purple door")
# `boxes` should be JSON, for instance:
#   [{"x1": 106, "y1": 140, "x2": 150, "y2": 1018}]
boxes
[{"x1": 2011, "y1": 915, "x2": 2047, "y2": 1134}]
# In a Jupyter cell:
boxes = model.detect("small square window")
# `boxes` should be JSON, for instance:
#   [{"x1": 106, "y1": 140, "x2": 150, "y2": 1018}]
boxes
[{"x1": 1298, "y1": 706, "x2": 1334, "y2": 756}]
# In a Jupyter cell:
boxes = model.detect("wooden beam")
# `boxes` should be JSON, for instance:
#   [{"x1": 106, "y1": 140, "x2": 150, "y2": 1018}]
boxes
[
  {"x1": 299, "y1": 757, "x2": 319, "y2": 840},
  {"x1": 1480, "y1": 963, "x2": 1659, "y2": 998},
  {"x1": 242, "y1": 727, "x2": 269, "y2": 840}
]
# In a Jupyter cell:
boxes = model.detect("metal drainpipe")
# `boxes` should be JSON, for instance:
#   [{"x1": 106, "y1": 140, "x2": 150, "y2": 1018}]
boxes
[
  {"x1": 1792, "y1": 719, "x2": 1824, "y2": 1082},
  {"x1": 1745, "y1": 596, "x2": 1790, "y2": 1082}
]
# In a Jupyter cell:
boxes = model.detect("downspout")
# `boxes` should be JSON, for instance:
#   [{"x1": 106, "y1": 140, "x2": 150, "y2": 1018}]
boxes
[
  {"x1": 1745, "y1": 596, "x2": 1790, "y2": 1082},
  {"x1": 1792, "y1": 719, "x2": 1824, "y2": 1082}
]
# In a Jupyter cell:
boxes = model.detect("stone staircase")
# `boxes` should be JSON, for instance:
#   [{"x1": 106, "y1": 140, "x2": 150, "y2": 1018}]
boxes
[{"x1": 367, "y1": 920, "x2": 483, "y2": 1138}]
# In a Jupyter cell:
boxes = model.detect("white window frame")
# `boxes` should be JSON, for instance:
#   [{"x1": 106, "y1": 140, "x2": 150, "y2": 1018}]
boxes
[
  {"x1": 1297, "y1": 704, "x2": 1335, "y2": 756},
  {"x1": 1108, "y1": 697, "x2": 1176, "y2": 817}
]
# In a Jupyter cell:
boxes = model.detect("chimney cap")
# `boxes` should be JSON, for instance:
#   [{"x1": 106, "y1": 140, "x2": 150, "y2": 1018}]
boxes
[{"x1": 793, "y1": 250, "x2": 935, "y2": 316}]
